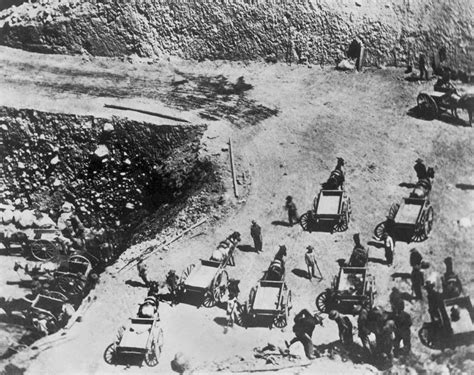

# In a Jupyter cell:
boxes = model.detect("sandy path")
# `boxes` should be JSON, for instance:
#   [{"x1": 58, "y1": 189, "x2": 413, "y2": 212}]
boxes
[{"x1": 0, "y1": 46, "x2": 473, "y2": 374}]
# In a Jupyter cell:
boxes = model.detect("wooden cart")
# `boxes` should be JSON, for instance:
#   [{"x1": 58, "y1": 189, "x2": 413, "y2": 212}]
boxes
[
  {"x1": 242, "y1": 271, "x2": 292, "y2": 328},
  {"x1": 419, "y1": 296, "x2": 474, "y2": 349},
  {"x1": 374, "y1": 197, "x2": 434, "y2": 242},
  {"x1": 300, "y1": 190, "x2": 351, "y2": 233},
  {"x1": 105, "y1": 309, "x2": 163, "y2": 367},
  {"x1": 316, "y1": 267, "x2": 375, "y2": 315},
  {"x1": 54, "y1": 255, "x2": 94, "y2": 298}
]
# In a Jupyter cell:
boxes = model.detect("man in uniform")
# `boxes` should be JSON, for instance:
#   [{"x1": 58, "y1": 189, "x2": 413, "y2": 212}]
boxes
[
  {"x1": 285, "y1": 196, "x2": 299, "y2": 226},
  {"x1": 383, "y1": 232, "x2": 395, "y2": 266},
  {"x1": 443, "y1": 257, "x2": 462, "y2": 298},
  {"x1": 137, "y1": 259, "x2": 150, "y2": 287},
  {"x1": 425, "y1": 280, "x2": 442, "y2": 323},
  {"x1": 250, "y1": 220, "x2": 263, "y2": 253},
  {"x1": 392, "y1": 300, "x2": 412, "y2": 356},
  {"x1": 409, "y1": 248, "x2": 423, "y2": 269},
  {"x1": 418, "y1": 53, "x2": 429, "y2": 81},
  {"x1": 411, "y1": 266, "x2": 424, "y2": 300},
  {"x1": 377, "y1": 319, "x2": 395, "y2": 363},
  {"x1": 329, "y1": 310, "x2": 353, "y2": 346}
]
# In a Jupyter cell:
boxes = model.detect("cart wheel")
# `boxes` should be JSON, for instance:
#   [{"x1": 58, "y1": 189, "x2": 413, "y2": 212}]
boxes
[
  {"x1": 412, "y1": 211, "x2": 429, "y2": 242},
  {"x1": 273, "y1": 312, "x2": 287, "y2": 328},
  {"x1": 424, "y1": 206, "x2": 434, "y2": 238},
  {"x1": 145, "y1": 340, "x2": 159, "y2": 367},
  {"x1": 104, "y1": 343, "x2": 117, "y2": 365},
  {"x1": 57, "y1": 275, "x2": 86, "y2": 298},
  {"x1": 315, "y1": 291, "x2": 329, "y2": 313},
  {"x1": 202, "y1": 291, "x2": 217, "y2": 308},
  {"x1": 299, "y1": 212, "x2": 311, "y2": 232},
  {"x1": 333, "y1": 203, "x2": 349, "y2": 232},
  {"x1": 417, "y1": 93, "x2": 439, "y2": 120},
  {"x1": 30, "y1": 240, "x2": 58, "y2": 261},
  {"x1": 235, "y1": 302, "x2": 246, "y2": 327},
  {"x1": 181, "y1": 264, "x2": 195, "y2": 283},
  {"x1": 373, "y1": 221, "x2": 387, "y2": 240},
  {"x1": 69, "y1": 255, "x2": 92, "y2": 270},
  {"x1": 388, "y1": 203, "x2": 400, "y2": 220},
  {"x1": 418, "y1": 325, "x2": 437, "y2": 349},
  {"x1": 45, "y1": 291, "x2": 68, "y2": 302}
]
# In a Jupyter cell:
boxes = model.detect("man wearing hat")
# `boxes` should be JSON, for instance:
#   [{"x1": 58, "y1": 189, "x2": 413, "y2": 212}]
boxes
[
  {"x1": 287, "y1": 308, "x2": 323, "y2": 359},
  {"x1": 328, "y1": 310, "x2": 353, "y2": 346},
  {"x1": 443, "y1": 257, "x2": 462, "y2": 298},
  {"x1": 382, "y1": 232, "x2": 395, "y2": 266},
  {"x1": 305, "y1": 246, "x2": 318, "y2": 280},
  {"x1": 354, "y1": 302, "x2": 372, "y2": 355},
  {"x1": 285, "y1": 196, "x2": 299, "y2": 226},
  {"x1": 250, "y1": 220, "x2": 263, "y2": 253},
  {"x1": 392, "y1": 300, "x2": 412, "y2": 356},
  {"x1": 425, "y1": 280, "x2": 442, "y2": 323},
  {"x1": 414, "y1": 158, "x2": 427, "y2": 180},
  {"x1": 166, "y1": 269, "x2": 180, "y2": 305}
]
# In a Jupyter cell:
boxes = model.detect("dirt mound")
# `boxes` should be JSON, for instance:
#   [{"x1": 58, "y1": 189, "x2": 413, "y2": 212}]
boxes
[{"x1": 0, "y1": 0, "x2": 472, "y2": 69}]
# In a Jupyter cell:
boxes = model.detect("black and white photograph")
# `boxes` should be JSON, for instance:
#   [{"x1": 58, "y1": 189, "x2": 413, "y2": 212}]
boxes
[{"x1": 0, "y1": 0, "x2": 473, "y2": 374}]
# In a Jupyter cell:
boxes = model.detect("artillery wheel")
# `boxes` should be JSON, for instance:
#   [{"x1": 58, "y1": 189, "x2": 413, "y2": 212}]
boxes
[
  {"x1": 234, "y1": 302, "x2": 246, "y2": 327},
  {"x1": 417, "y1": 93, "x2": 439, "y2": 120},
  {"x1": 418, "y1": 325, "x2": 438, "y2": 349},
  {"x1": 299, "y1": 212, "x2": 311, "y2": 232},
  {"x1": 412, "y1": 207, "x2": 433, "y2": 243},
  {"x1": 30, "y1": 239, "x2": 58, "y2": 261},
  {"x1": 315, "y1": 291, "x2": 329, "y2": 313},
  {"x1": 202, "y1": 291, "x2": 217, "y2": 308},
  {"x1": 103, "y1": 343, "x2": 117, "y2": 365},
  {"x1": 273, "y1": 312, "x2": 287, "y2": 328},
  {"x1": 373, "y1": 221, "x2": 387, "y2": 240},
  {"x1": 57, "y1": 275, "x2": 86, "y2": 298},
  {"x1": 69, "y1": 255, "x2": 92, "y2": 271},
  {"x1": 145, "y1": 330, "x2": 162, "y2": 367},
  {"x1": 209, "y1": 269, "x2": 229, "y2": 306},
  {"x1": 424, "y1": 206, "x2": 434, "y2": 238}
]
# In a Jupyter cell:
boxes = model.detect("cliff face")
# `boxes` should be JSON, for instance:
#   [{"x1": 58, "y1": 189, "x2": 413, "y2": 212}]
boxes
[{"x1": 0, "y1": 0, "x2": 472, "y2": 69}]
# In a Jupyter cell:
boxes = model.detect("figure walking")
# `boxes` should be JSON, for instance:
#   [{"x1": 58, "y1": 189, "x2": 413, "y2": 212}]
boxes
[
  {"x1": 285, "y1": 196, "x2": 299, "y2": 226},
  {"x1": 250, "y1": 220, "x2": 263, "y2": 253},
  {"x1": 329, "y1": 310, "x2": 353, "y2": 346},
  {"x1": 304, "y1": 246, "x2": 319, "y2": 280},
  {"x1": 383, "y1": 232, "x2": 395, "y2": 266}
]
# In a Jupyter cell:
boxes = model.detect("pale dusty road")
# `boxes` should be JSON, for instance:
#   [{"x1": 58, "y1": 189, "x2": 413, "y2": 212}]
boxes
[{"x1": 0, "y1": 46, "x2": 473, "y2": 374}]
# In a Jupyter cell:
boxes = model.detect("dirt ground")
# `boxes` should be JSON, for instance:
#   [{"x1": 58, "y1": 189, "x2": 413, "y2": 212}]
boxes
[{"x1": 0, "y1": 46, "x2": 473, "y2": 374}]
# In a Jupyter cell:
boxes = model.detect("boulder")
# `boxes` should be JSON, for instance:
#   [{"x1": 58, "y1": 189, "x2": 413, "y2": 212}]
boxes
[{"x1": 17, "y1": 210, "x2": 36, "y2": 228}]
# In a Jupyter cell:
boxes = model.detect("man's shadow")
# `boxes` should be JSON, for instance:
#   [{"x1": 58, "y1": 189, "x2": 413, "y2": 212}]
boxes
[
  {"x1": 125, "y1": 280, "x2": 146, "y2": 288},
  {"x1": 237, "y1": 244, "x2": 255, "y2": 253},
  {"x1": 271, "y1": 220, "x2": 292, "y2": 227},
  {"x1": 291, "y1": 268, "x2": 309, "y2": 279}
]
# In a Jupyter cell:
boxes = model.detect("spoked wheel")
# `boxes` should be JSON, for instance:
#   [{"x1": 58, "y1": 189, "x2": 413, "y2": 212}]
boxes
[
  {"x1": 68, "y1": 255, "x2": 92, "y2": 272},
  {"x1": 388, "y1": 203, "x2": 400, "y2": 220},
  {"x1": 104, "y1": 343, "x2": 117, "y2": 365},
  {"x1": 202, "y1": 291, "x2": 217, "y2": 308},
  {"x1": 424, "y1": 206, "x2": 434, "y2": 238},
  {"x1": 30, "y1": 240, "x2": 58, "y2": 261},
  {"x1": 45, "y1": 291, "x2": 68, "y2": 302},
  {"x1": 299, "y1": 212, "x2": 311, "y2": 232},
  {"x1": 333, "y1": 203, "x2": 349, "y2": 232},
  {"x1": 373, "y1": 221, "x2": 387, "y2": 240},
  {"x1": 234, "y1": 302, "x2": 247, "y2": 327},
  {"x1": 418, "y1": 325, "x2": 438, "y2": 349},
  {"x1": 417, "y1": 93, "x2": 439, "y2": 120},
  {"x1": 315, "y1": 291, "x2": 330, "y2": 313},
  {"x1": 181, "y1": 264, "x2": 195, "y2": 283},
  {"x1": 57, "y1": 275, "x2": 86, "y2": 298},
  {"x1": 145, "y1": 340, "x2": 159, "y2": 367},
  {"x1": 273, "y1": 311, "x2": 287, "y2": 328}
]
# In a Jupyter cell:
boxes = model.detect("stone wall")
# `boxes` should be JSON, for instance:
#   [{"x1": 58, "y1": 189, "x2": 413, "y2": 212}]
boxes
[{"x1": 0, "y1": 0, "x2": 472, "y2": 69}]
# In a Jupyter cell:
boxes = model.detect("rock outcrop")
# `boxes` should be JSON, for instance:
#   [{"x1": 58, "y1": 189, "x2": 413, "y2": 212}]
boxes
[{"x1": 0, "y1": 0, "x2": 472, "y2": 69}]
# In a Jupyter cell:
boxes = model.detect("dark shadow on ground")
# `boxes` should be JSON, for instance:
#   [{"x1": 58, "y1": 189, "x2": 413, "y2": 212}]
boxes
[
  {"x1": 368, "y1": 257, "x2": 387, "y2": 265},
  {"x1": 242, "y1": 315, "x2": 276, "y2": 329},
  {"x1": 316, "y1": 340, "x2": 366, "y2": 364},
  {"x1": 213, "y1": 317, "x2": 229, "y2": 327},
  {"x1": 399, "y1": 182, "x2": 416, "y2": 188},
  {"x1": 292, "y1": 268, "x2": 309, "y2": 279},
  {"x1": 456, "y1": 183, "x2": 474, "y2": 190},
  {"x1": 407, "y1": 106, "x2": 468, "y2": 127},
  {"x1": 391, "y1": 272, "x2": 411, "y2": 279},
  {"x1": 237, "y1": 244, "x2": 255, "y2": 253},
  {"x1": 303, "y1": 221, "x2": 334, "y2": 234},
  {"x1": 271, "y1": 220, "x2": 292, "y2": 227},
  {"x1": 367, "y1": 241, "x2": 384, "y2": 249},
  {"x1": 125, "y1": 280, "x2": 146, "y2": 288},
  {"x1": 404, "y1": 75, "x2": 422, "y2": 82}
]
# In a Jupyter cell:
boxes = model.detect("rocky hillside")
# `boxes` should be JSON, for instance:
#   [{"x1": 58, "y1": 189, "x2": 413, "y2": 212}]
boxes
[
  {"x1": 0, "y1": 107, "x2": 219, "y2": 245},
  {"x1": 0, "y1": 0, "x2": 472, "y2": 69}
]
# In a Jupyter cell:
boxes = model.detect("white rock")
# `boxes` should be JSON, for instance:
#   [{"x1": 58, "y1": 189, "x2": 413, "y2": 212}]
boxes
[
  {"x1": 103, "y1": 123, "x2": 114, "y2": 132},
  {"x1": 2, "y1": 209, "x2": 14, "y2": 224},
  {"x1": 94, "y1": 144, "x2": 109, "y2": 158},
  {"x1": 50, "y1": 155, "x2": 60, "y2": 165},
  {"x1": 459, "y1": 217, "x2": 472, "y2": 228}
]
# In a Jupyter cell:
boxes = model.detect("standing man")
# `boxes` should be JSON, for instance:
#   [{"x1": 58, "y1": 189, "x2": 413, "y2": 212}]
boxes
[
  {"x1": 287, "y1": 309, "x2": 322, "y2": 359},
  {"x1": 329, "y1": 310, "x2": 353, "y2": 346},
  {"x1": 418, "y1": 53, "x2": 429, "y2": 81},
  {"x1": 425, "y1": 281, "x2": 442, "y2": 323},
  {"x1": 409, "y1": 248, "x2": 423, "y2": 269},
  {"x1": 383, "y1": 232, "x2": 395, "y2": 266},
  {"x1": 250, "y1": 220, "x2": 263, "y2": 253},
  {"x1": 411, "y1": 266, "x2": 424, "y2": 300},
  {"x1": 392, "y1": 301, "x2": 412, "y2": 356},
  {"x1": 377, "y1": 319, "x2": 395, "y2": 363},
  {"x1": 285, "y1": 196, "x2": 299, "y2": 226},
  {"x1": 414, "y1": 159, "x2": 427, "y2": 180},
  {"x1": 305, "y1": 246, "x2": 318, "y2": 280},
  {"x1": 137, "y1": 259, "x2": 150, "y2": 287},
  {"x1": 354, "y1": 303, "x2": 372, "y2": 356},
  {"x1": 226, "y1": 279, "x2": 241, "y2": 327}
]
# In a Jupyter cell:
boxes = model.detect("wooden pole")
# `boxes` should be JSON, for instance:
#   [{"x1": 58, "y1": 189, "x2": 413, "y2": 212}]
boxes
[
  {"x1": 229, "y1": 138, "x2": 239, "y2": 198},
  {"x1": 104, "y1": 104, "x2": 190, "y2": 123},
  {"x1": 117, "y1": 218, "x2": 207, "y2": 273}
]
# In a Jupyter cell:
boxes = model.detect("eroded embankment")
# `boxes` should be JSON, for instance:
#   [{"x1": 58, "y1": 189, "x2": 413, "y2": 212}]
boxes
[
  {"x1": 0, "y1": 0, "x2": 472, "y2": 69},
  {"x1": 0, "y1": 107, "x2": 221, "y2": 245}
]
